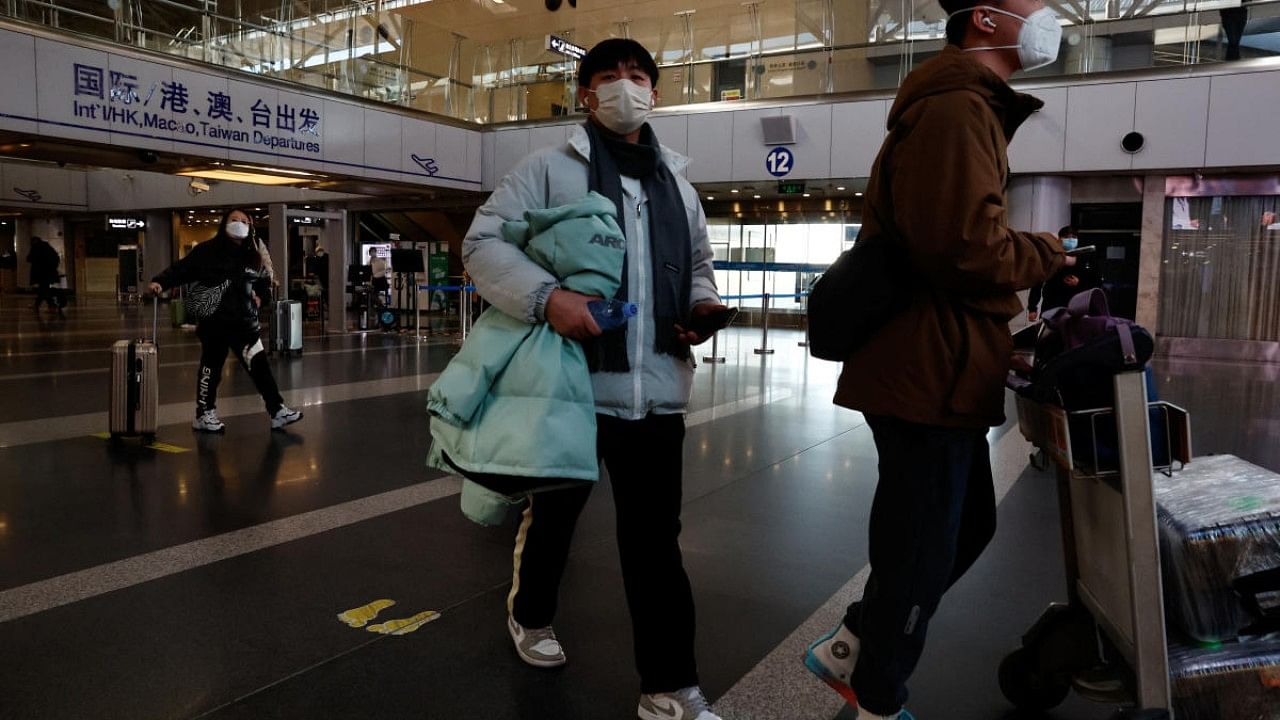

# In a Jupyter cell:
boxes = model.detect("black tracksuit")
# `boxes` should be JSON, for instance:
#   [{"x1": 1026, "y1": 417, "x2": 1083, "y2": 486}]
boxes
[{"x1": 152, "y1": 235, "x2": 284, "y2": 415}]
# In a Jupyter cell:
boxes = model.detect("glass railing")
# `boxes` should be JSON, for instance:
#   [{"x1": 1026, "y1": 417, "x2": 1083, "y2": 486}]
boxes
[{"x1": 4, "y1": 0, "x2": 1279, "y2": 124}]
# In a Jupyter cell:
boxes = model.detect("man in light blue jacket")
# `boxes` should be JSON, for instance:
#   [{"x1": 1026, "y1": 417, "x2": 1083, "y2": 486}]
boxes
[{"x1": 463, "y1": 38, "x2": 727, "y2": 720}]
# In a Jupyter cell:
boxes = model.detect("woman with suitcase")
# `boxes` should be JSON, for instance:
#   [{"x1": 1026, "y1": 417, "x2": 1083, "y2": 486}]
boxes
[{"x1": 149, "y1": 208, "x2": 302, "y2": 433}]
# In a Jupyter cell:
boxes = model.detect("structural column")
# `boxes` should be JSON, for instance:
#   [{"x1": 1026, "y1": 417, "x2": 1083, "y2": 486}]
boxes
[
  {"x1": 1136, "y1": 176, "x2": 1166, "y2": 333},
  {"x1": 1007, "y1": 176, "x2": 1072, "y2": 331},
  {"x1": 324, "y1": 210, "x2": 349, "y2": 334},
  {"x1": 268, "y1": 202, "x2": 289, "y2": 294},
  {"x1": 831, "y1": 0, "x2": 879, "y2": 92}
]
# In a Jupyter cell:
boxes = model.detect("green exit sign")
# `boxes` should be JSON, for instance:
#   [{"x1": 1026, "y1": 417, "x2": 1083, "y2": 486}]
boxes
[{"x1": 778, "y1": 181, "x2": 806, "y2": 195}]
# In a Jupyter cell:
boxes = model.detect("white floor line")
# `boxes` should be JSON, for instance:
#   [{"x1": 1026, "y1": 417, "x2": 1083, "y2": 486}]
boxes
[
  {"x1": 0, "y1": 371, "x2": 443, "y2": 448},
  {"x1": 712, "y1": 426, "x2": 1036, "y2": 719},
  {"x1": 0, "y1": 478, "x2": 466, "y2": 624},
  {"x1": 0, "y1": 390, "x2": 793, "y2": 623},
  {"x1": 0, "y1": 339, "x2": 445, "y2": 382}
]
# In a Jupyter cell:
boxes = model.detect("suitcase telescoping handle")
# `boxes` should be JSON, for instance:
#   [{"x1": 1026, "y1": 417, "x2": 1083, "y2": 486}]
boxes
[{"x1": 142, "y1": 291, "x2": 159, "y2": 346}]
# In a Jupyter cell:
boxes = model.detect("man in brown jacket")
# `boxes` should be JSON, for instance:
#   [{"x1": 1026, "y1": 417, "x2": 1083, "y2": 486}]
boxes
[{"x1": 801, "y1": 0, "x2": 1076, "y2": 717}]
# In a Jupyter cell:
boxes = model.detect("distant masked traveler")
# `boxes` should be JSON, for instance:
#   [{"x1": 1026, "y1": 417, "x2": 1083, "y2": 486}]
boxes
[
  {"x1": 1027, "y1": 226, "x2": 1102, "y2": 322},
  {"x1": 27, "y1": 236, "x2": 62, "y2": 314},
  {"x1": 150, "y1": 208, "x2": 302, "y2": 433}
]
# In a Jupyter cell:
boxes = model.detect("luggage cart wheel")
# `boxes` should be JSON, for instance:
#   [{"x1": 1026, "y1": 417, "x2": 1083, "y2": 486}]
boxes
[{"x1": 998, "y1": 647, "x2": 1070, "y2": 711}]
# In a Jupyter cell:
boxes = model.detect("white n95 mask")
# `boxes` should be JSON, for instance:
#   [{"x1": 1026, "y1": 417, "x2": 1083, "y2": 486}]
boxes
[
  {"x1": 226, "y1": 221, "x2": 251, "y2": 240},
  {"x1": 590, "y1": 80, "x2": 654, "y2": 135},
  {"x1": 950, "y1": 6, "x2": 1063, "y2": 71}
]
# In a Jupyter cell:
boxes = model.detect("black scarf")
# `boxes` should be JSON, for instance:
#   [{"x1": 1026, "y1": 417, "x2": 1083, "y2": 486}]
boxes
[{"x1": 583, "y1": 121, "x2": 692, "y2": 372}]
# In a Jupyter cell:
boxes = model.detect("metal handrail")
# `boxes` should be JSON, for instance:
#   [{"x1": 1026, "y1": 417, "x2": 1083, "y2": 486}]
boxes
[{"x1": 5, "y1": 0, "x2": 1279, "y2": 124}]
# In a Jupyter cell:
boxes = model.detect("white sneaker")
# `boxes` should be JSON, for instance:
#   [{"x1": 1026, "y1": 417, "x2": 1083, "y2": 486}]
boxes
[
  {"x1": 192, "y1": 409, "x2": 225, "y2": 433},
  {"x1": 637, "y1": 686, "x2": 721, "y2": 720},
  {"x1": 507, "y1": 615, "x2": 566, "y2": 668},
  {"x1": 270, "y1": 405, "x2": 302, "y2": 430}
]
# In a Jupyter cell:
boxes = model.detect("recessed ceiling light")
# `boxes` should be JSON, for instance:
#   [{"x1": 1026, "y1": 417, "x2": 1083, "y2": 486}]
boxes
[
  {"x1": 753, "y1": 194, "x2": 761, "y2": 199},
  {"x1": 706, "y1": 195, "x2": 714, "y2": 201},
  {"x1": 730, "y1": 189, "x2": 739, "y2": 194},
  {"x1": 179, "y1": 169, "x2": 311, "y2": 186},
  {"x1": 803, "y1": 193, "x2": 811, "y2": 198},
  {"x1": 836, "y1": 186, "x2": 846, "y2": 191},
  {"x1": 855, "y1": 192, "x2": 864, "y2": 197}
]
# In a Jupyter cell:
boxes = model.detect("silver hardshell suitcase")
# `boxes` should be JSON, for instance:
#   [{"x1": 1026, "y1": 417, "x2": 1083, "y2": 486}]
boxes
[{"x1": 109, "y1": 299, "x2": 159, "y2": 441}]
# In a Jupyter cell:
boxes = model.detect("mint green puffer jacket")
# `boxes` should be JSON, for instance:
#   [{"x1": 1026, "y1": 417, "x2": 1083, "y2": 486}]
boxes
[{"x1": 426, "y1": 192, "x2": 626, "y2": 519}]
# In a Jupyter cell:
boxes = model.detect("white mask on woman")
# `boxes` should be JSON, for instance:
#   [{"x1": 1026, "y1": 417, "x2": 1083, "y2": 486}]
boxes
[
  {"x1": 950, "y1": 6, "x2": 1063, "y2": 71},
  {"x1": 226, "y1": 220, "x2": 251, "y2": 240},
  {"x1": 590, "y1": 79, "x2": 654, "y2": 135}
]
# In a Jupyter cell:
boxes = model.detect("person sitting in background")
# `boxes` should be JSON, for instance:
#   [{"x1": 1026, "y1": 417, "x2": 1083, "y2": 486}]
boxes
[{"x1": 1027, "y1": 226, "x2": 1101, "y2": 322}]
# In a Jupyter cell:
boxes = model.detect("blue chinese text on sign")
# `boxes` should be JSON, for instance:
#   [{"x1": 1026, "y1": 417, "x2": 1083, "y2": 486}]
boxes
[{"x1": 765, "y1": 147, "x2": 794, "y2": 178}]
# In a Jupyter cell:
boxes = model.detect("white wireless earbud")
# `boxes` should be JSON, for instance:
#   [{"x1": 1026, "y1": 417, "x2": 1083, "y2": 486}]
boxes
[{"x1": 983, "y1": 16, "x2": 997, "y2": 27}]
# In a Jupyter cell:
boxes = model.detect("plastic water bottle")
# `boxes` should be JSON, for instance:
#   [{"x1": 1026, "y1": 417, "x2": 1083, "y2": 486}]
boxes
[{"x1": 588, "y1": 299, "x2": 638, "y2": 332}]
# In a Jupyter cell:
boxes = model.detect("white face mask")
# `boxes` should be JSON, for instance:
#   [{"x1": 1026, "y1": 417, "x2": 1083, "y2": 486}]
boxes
[
  {"x1": 590, "y1": 80, "x2": 653, "y2": 135},
  {"x1": 950, "y1": 6, "x2": 1062, "y2": 71},
  {"x1": 226, "y1": 220, "x2": 251, "y2": 240}
]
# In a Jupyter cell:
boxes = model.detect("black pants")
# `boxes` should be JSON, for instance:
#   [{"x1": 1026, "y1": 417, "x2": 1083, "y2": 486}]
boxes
[
  {"x1": 1221, "y1": 6, "x2": 1248, "y2": 61},
  {"x1": 196, "y1": 324, "x2": 284, "y2": 416},
  {"x1": 507, "y1": 413, "x2": 698, "y2": 694},
  {"x1": 32, "y1": 282, "x2": 59, "y2": 309},
  {"x1": 842, "y1": 415, "x2": 997, "y2": 715}
]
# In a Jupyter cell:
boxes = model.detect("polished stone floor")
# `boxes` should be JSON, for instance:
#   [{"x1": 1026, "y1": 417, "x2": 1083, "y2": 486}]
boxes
[{"x1": 0, "y1": 296, "x2": 1275, "y2": 720}]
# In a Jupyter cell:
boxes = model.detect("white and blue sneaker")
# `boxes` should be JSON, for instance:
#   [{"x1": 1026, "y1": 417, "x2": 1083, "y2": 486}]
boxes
[
  {"x1": 804, "y1": 623, "x2": 916, "y2": 719},
  {"x1": 804, "y1": 621, "x2": 861, "y2": 706}
]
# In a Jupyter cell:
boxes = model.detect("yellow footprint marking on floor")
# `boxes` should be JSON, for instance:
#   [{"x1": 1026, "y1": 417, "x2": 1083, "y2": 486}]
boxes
[
  {"x1": 337, "y1": 599, "x2": 396, "y2": 628},
  {"x1": 367, "y1": 610, "x2": 441, "y2": 636}
]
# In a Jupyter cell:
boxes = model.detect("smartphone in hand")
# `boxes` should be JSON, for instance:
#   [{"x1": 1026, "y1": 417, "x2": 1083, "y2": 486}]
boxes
[{"x1": 686, "y1": 307, "x2": 739, "y2": 337}]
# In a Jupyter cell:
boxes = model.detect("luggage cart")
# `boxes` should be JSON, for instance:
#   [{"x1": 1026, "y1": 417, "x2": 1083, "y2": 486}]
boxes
[{"x1": 1002, "y1": 370, "x2": 1193, "y2": 717}]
